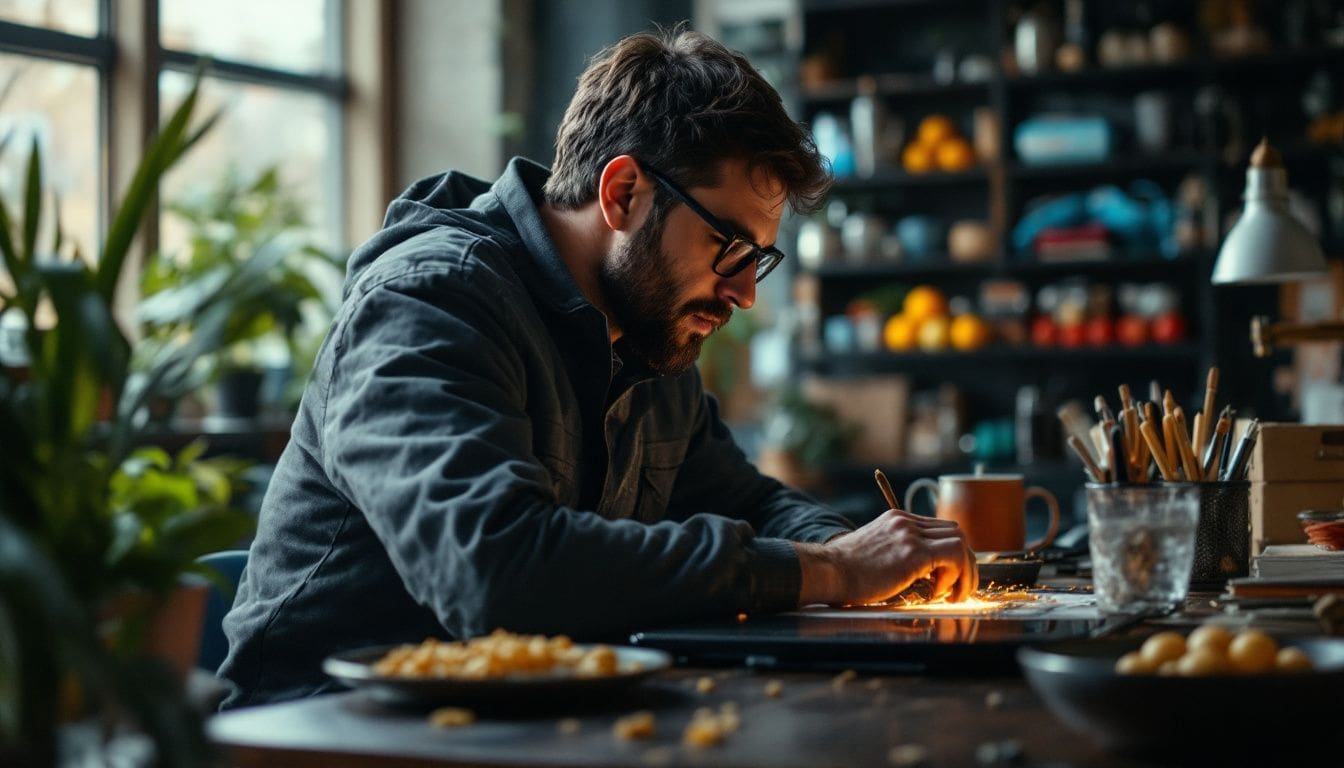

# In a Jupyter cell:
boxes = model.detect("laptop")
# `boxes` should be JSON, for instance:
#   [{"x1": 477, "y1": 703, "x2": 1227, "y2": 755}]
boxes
[{"x1": 630, "y1": 611, "x2": 1107, "y2": 674}]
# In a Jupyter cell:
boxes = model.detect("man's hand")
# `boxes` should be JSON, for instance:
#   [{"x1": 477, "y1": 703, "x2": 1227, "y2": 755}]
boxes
[{"x1": 795, "y1": 509, "x2": 978, "y2": 606}]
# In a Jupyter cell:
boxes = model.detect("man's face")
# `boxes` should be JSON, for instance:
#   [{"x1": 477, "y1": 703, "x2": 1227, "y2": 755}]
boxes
[{"x1": 599, "y1": 161, "x2": 785, "y2": 376}]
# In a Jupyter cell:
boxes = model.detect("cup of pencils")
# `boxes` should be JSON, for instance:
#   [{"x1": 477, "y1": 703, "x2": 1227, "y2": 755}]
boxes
[{"x1": 1060, "y1": 367, "x2": 1256, "y2": 590}]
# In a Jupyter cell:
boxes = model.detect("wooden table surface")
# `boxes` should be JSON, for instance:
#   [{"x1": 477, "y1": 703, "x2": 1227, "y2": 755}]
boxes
[{"x1": 209, "y1": 665, "x2": 1153, "y2": 768}]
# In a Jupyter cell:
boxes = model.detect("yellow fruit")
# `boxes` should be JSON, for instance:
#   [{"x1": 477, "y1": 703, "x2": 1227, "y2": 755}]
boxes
[
  {"x1": 917, "y1": 114, "x2": 957, "y2": 146},
  {"x1": 1114, "y1": 651, "x2": 1156, "y2": 675},
  {"x1": 902, "y1": 285, "x2": 948, "y2": 325},
  {"x1": 1140, "y1": 632, "x2": 1186, "y2": 665},
  {"x1": 949, "y1": 314, "x2": 992, "y2": 351},
  {"x1": 883, "y1": 314, "x2": 918, "y2": 351},
  {"x1": 1275, "y1": 646, "x2": 1313, "y2": 673},
  {"x1": 901, "y1": 141, "x2": 937, "y2": 174},
  {"x1": 1177, "y1": 649, "x2": 1228, "y2": 677},
  {"x1": 1187, "y1": 625, "x2": 1234, "y2": 656},
  {"x1": 935, "y1": 137, "x2": 976, "y2": 171},
  {"x1": 916, "y1": 316, "x2": 951, "y2": 351},
  {"x1": 1228, "y1": 630, "x2": 1278, "y2": 674}
]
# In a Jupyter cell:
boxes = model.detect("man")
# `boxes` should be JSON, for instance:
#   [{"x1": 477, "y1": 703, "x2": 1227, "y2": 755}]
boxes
[{"x1": 219, "y1": 28, "x2": 975, "y2": 708}]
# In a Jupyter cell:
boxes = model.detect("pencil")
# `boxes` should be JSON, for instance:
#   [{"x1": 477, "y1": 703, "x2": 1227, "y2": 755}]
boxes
[
  {"x1": 1173, "y1": 407, "x2": 1202, "y2": 481},
  {"x1": 1196, "y1": 367, "x2": 1219, "y2": 459},
  {"x1": 1161, "y1": 398, "x2": 1179, "y2": 479},
  {"x1": 874, "y1": 469, "x2": 900, "y2": 511},
  {"x1": 1068, "y1": 435, "x2": 1106, "y2": 483},
  {"x1": 1140, "y1": 419, "x2": 1178, "y2": 480}
]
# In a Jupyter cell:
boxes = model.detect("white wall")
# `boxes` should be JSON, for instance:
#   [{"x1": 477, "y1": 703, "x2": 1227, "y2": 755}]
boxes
[{"x1": 395, "y1": 0, "x2": 504, "y2": 188}]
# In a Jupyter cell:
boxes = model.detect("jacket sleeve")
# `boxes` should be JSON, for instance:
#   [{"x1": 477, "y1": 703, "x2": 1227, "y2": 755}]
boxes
[
  {"x1": 318, "y1": 256, "x2": 810, "y2": 640},
  {"x1": 664, "y1": 377, "x2": 856, "y2": 547}
]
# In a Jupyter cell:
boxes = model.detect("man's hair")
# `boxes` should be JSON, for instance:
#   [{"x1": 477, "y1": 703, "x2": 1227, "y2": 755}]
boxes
[{"x1": 542, "y1": 27, "x2": 830, "y2": 215}]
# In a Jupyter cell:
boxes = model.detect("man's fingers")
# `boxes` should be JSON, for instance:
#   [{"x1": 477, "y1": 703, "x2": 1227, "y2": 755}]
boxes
[
  {"x1": 952, "y1": 544, "x2": 978, "y2": 602},
  {"x1": 927, "y1": 538, "x2": 972, "y2": 600}
]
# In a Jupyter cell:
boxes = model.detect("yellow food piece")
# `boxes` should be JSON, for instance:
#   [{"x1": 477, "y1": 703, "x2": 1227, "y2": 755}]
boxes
[
  {"x1": 696, "y1": 676, "x2": 717, "y2": 694},
  {"x1": 1176, "y1": 649, "x2": 1228, "y2": 677},
  {"x1": 1140, "y1": 632, "x2": 1187, "y2": 665},
  {"x1": 917, "y1": 114, "x2": 957, "y2": 146},
  {"x1": 1114, "y1": 651, "x2": 1157, "y2": 675},
  {"x1": 613, "y1": 711, "x2": 656, "y2": 740},
  {"x1": 883, "y1": 314, "x2": 918, "y2": 351},
  {"x1": 764, "y1": 679, "x2": 784, "y2": 698},
  {"x1": 1275, "y1": 646, "x2": 1314, "y2": 673},
  {"x1": 1186, "y1": 624, "x2": 1234, "y2": 656},
  {"x1": 429, "y1": 707, "x2": 476, "y2": 728},
  {"x1": 901, "y1": 141, "x2": 937, "y2": 173},
  {"x1": 373, "y1": 629, "x2": 618, "y2": 680},
  {"x1": 916, "y1": 316, "x2": 951, "y2": 351},
  {"x1": 1228, "y1": 630, "x2": 1278, "y2": 674},
  {"x1": 935, "y1": 137, "x2": 976, "y2": 172},
  {"x1": 831, "y1": 669, "x2": 858, "y2": 689},
  {"x1": 949, "y1": 313, "x2": 992, "y2": 351},
  {"x1": 1156, "y1": 660, "x2": 1180, "y2": 676},
  {"x1": 902, "y1": 285, "x2": 948, "y2": 325}
]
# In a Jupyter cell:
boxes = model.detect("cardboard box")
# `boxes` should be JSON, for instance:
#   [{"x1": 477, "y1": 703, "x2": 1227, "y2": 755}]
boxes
[
  {"x1": 1251, "y1": 481, "x2": 1344, "y2": 554},
  {"x1": 1249, "y1": 423, "x2": 1344, "y2": 482},
  {"x1": 803, "y1": 375, "x2": 909, "y2": 465}
]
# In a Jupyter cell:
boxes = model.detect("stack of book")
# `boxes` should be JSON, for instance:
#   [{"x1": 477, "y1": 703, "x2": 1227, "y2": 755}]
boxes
[{"x1": 1226, "y1": 545, "x2": 1344, "y2": 599}]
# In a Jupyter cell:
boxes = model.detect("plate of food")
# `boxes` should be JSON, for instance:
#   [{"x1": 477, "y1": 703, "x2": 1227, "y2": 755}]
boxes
[
  {"x1": 1017, "y1": 626, "x2": 1344, "y2": 761},
  {"x1": 324, "y1": 630, "x2": 672, "y2": 707}
]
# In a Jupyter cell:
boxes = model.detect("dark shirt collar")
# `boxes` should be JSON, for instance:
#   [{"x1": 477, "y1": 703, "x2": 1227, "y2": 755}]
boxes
[{"x1": 491, "y1": 157, "x2": 594, "y2": 316}]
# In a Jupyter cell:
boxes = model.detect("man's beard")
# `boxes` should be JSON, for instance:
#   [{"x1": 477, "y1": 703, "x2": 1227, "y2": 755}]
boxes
[{"x1": 598, "y1": 205, "x2": 733, "y2": 376}]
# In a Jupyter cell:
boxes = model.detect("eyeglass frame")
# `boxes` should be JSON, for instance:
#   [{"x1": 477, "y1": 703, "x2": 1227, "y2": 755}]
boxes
[{"x1": 637, "y1": 162, "x2": 786, "y2": 283}]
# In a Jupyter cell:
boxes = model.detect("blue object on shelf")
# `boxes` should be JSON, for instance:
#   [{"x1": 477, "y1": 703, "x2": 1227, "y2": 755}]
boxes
[{"x1": 1014, "y1": 116, "x2": 1113, "y2": 166}]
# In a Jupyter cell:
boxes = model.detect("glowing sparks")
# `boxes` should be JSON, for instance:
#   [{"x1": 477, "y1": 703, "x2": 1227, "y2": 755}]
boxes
[{"x1": 885, "y1": 597, "x2": 1003, "y2": 613}]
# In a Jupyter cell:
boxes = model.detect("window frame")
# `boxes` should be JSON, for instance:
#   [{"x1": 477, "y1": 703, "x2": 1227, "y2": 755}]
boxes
[{"x1": 0, "y1": 0, "x2": 387, "y2": 314}]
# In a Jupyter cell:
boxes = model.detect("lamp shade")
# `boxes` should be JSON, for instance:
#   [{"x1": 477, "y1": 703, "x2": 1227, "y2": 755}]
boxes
[{"x1": 1211, "y1": 151, "x2": 1327, "y2": 285}]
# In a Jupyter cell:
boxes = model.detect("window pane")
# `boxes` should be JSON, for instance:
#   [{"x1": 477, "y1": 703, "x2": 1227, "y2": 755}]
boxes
[
  {"x1": 0, "y1": 0, "x2": 97, "y2": 37},
  {"x1": 159, "y1": 71, "x2": 337, "y2": 256},
  {"x1": 159, "y1": 0, "x2": 332, "y2": 73},
  {"x1": 0, "y1": 53, "x2": 99, "y2": 260}
]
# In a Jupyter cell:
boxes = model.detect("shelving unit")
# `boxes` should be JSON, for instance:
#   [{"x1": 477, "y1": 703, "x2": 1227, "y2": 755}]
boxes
[{"x1": 784, "y1": 0, "x2": 1344, "y2": 510}]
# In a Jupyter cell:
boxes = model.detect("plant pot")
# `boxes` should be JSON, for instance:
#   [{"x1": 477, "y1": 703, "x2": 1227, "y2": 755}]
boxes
[
  {"x1": 756, "y1": 447, "x2": 829, "y2": 496},
  {"x1": 100, "y1": 576, "x2": 210, "y2": 682},
  {"x1": 215, "y1": 368, "x2": 264, "y2": 419}
]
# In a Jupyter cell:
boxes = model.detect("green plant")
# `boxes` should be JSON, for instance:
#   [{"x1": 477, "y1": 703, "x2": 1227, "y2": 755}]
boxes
[
  {"x1": 0, "y1": 75, "x2": 252, "y2": 765},
  {"x1": 138, "y1": 164, "x2": 343, "y2": 398},
  {"x1": 761, "y1": 386, "x2": 858, "y2": 467}
]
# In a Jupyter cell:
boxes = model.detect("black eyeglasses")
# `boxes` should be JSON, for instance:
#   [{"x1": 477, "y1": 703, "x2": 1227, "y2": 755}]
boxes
[{"x1": 640, "y1": 163, "x2": 786, "y2": 283}]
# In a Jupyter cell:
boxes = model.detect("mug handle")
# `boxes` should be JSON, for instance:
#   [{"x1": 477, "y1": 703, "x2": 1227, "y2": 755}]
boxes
[
  {"x1": 1024, "y1": 485, "x2": 1061, "y2": 551},
  {"x1": 903, "y1": 478, "x2": 939, "y2": 515}
]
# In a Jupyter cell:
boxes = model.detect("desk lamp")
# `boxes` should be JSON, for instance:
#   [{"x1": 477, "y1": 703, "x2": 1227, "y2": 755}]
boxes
[{"x1": 1211, "y1": 138, "x2": 1343, "y2": 357}]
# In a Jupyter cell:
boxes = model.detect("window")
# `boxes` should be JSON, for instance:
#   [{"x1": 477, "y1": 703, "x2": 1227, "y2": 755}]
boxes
[
  {"x1": 0, "y1": 0, "x2": 349, "y2": 268},
  {"x1": 157, "y1": 0, "x2": 345, "y2": 253}
]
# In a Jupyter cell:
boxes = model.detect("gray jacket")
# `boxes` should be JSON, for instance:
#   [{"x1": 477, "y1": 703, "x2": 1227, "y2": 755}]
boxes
[{"x1": 218, "y1": 158, "x2": 853, "y2": 708}]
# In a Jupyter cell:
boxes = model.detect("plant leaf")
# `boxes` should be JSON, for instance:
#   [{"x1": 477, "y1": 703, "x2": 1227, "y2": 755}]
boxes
[
  {"x1": 96, "y1": 76, "x2": 202, "y2": 301},
  {"x1": 21, "y1": 137, "x2": 40, "y2": 265}
]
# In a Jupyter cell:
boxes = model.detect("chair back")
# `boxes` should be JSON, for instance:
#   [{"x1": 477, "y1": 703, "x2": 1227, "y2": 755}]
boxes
[{"x1": 196, "y1": 549, "x2": 248, "y2": 672}]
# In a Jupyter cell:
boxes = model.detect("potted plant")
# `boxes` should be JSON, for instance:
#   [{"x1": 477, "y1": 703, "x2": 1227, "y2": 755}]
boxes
[
  {"x1": 138, "y1": 165, "x2": 343, "y2": 420},
  {"x1": 756, "y1": 386, "x2": 857, "y2": 493},
  {"x1": 0, "y1": 76, "x2": 253, "y2": 766}
]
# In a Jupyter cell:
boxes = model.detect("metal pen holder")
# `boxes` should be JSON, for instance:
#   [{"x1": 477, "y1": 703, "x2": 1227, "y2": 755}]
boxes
[{"x1": 1189, "y1": 481, "x2": 1250, "y2": 590}]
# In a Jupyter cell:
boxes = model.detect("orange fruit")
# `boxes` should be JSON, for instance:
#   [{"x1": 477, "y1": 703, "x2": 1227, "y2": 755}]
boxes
[
  {"x1": 935, "y1": 138, "x2": 976, "y2": 172},
  {"x1": 883, "y1": 314, "x2": 918, "y2": 351},
  {"x1": 917, "y1": 316, "x2": 951, "y2": 351},
  {"x1": 949, "y1": 314, "x2": 992, "y2": 351},
  {"x1": 901, "y1": 141, "x2": 937, "y2": 174},
  {"x1": 902, "y1": 285, "x2": 948, "y2": 325},
  {"x1": 917, "y1": 114, "x2": 957, "y2": 146}
]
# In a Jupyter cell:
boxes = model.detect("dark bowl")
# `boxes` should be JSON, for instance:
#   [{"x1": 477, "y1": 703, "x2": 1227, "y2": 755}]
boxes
[
  {"x1": 1017, "y1": 638, "x2": 1344, "y2": 763},
  {"x1": 977, "y1": 557, "x2": 1044, "y2": 587}
]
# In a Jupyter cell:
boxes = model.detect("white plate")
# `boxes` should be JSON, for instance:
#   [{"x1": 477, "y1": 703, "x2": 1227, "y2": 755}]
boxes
[{"x1": 323, "y1": 643, "x2": 672, "y2": 706}]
